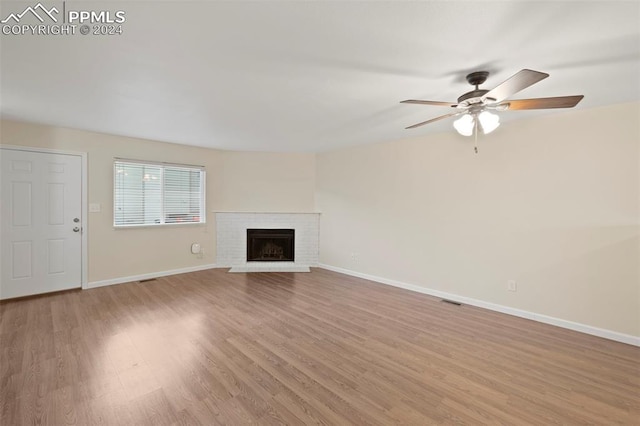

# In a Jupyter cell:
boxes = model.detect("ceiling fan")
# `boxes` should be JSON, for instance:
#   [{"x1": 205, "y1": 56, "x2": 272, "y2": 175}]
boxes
[{"x1": 401, "y1": 69, "x2": 583, "y2": 152}]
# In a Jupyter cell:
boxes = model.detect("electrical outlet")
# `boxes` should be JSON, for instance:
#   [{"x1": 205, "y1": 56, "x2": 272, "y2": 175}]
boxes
[
  {"x1": 350, "y1": 252, "x2": 358, "y2": 262},
  {"x1": 507, "y1": 280, "x2": 517, "y2": 292}
]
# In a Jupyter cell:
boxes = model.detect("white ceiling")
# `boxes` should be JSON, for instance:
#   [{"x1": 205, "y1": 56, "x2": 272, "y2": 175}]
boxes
[{"x1": 1, "y1": 1, "x2": 639, "y2": 152}]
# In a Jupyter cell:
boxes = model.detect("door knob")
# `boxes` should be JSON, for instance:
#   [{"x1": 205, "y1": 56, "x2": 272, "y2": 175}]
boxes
[
  {"x1": 74, "y1": 218, "x2": 80, "y2": 223},
  {"x1": 73, "y1": 227, "x2": 80, "y2": 232}
]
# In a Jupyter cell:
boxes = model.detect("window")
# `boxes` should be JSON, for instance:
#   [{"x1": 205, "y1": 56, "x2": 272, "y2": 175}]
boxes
[{"x1": 114, "y1": 160, "x2": 205, "y2": 227}]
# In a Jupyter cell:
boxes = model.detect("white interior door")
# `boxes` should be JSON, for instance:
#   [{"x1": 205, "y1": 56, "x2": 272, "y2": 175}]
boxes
[{"x1": 1, "y1": 148, "x2": 83, "y2": 299}]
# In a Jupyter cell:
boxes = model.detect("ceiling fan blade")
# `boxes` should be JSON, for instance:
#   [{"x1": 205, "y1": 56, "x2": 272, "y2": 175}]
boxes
[
  {"x1": 405, "y1": 111, "x2": 464, "y2": 129},
  {"x1": 482, "y1": 69, "x2": 549, "y2": 103},
  {"x1": 500, "y1": 95, "x2": 584, "y2": 110},
  {"x1": 401, "y1": 100, "x2": 457, "y2": 107}
]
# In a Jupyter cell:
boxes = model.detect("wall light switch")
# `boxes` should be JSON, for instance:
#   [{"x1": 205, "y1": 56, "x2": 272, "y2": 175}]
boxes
[{"x1": 89, "y1": 203, "x2": 101, "y2": 213}]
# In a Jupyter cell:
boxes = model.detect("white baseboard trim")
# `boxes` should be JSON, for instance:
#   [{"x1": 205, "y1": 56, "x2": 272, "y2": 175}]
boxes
[
  {"x1": 87, "y1": 263, "x2": 220, "y2": 289},
  {"x1": 318, "y1": 263, "x2": 640, "y2": 347}
]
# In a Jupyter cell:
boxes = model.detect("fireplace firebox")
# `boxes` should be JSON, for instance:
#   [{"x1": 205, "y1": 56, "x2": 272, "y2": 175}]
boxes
[{"x1": 246, "y1": 229, "x2": 295, "y2": 262}]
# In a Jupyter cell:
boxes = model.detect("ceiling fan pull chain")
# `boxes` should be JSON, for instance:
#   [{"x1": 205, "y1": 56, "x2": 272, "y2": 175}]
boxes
[{"x1": 474, "y1": 117, "x2": 479, "y2": 154}]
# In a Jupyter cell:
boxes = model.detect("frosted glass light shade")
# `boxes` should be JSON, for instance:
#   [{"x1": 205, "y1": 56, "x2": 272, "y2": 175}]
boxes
[
  {"x1": 478, "y1": 111, "x2": 500, "y2": 134},
  {"x1": 453, "y1": 114, "x2": 474, "y2": 136}
]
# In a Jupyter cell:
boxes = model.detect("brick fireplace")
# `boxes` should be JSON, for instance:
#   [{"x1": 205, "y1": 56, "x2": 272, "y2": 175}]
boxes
[{"x1": 215, "y1": 212, "x2": 319, "y2": 272}]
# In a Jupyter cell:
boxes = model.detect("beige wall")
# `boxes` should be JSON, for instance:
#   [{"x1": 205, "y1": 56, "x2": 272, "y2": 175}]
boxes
[
  {"x1": 217, "y1": 151, "x2": 315, "y2": 212},
  {"x1": 316, "y1": 102, "x2": 640, "y2": 337},
  {"x1": 0, "y1": 120, "x2": 316, "y2": 283}
]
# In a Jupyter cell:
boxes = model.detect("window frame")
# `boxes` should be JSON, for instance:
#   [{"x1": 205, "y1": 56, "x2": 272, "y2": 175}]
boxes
[{"x1": 113, "y1": 158, "x2": 206, "y2": 228}]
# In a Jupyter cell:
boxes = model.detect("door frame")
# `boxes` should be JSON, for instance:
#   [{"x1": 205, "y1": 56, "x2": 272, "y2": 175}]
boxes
[{"x1": 1, "y1": 145, "x2": 89, "y2": 289}]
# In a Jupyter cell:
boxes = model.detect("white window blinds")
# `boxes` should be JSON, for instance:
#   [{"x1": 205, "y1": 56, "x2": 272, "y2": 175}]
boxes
[{"x1": 114, "y1": 160, "x2": 205, "y2": 227}]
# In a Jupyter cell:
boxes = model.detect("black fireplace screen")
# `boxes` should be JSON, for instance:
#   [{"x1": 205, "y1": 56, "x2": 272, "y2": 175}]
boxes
[{"x1": 246, "y1": 229, "x2": 294, "y2": 262}]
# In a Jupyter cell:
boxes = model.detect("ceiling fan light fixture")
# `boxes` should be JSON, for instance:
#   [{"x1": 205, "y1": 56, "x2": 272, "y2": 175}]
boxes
[
  {"x1": 478, "y1": 111, "x2": 500, "y2": 134},
  {"x1": 401, "y1": 69, "x2": 583, "y2": 140},
  {"x1": 453, "y1": 114, "x2": 474, "y2": 136}
]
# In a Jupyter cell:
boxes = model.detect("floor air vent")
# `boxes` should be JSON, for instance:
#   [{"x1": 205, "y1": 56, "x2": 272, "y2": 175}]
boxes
[
  {"x1": 441, "y1": 299, "x2": 462, "y2": 306},
  {"x1": 139, "y1": 278, "x2": 157, "y2": 283}
]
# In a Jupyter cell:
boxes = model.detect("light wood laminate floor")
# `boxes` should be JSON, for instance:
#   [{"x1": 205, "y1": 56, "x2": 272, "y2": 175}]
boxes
[{"x1": 1, "y1": 268, "x2": 639, "y2": 425}]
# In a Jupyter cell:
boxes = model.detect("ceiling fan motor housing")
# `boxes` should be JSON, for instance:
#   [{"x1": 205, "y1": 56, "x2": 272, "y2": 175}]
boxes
[
  {"x1": 458, "y1": 71, "x2": 491, "y2": 105},
  {"x1": 457, "y1": 89, "x2": 489, "y2": 104}
]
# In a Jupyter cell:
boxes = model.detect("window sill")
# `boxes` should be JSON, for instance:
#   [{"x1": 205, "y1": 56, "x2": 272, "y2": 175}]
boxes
[{"x1": 114, "y1": 222, "x2": 206, "y2": 230}]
